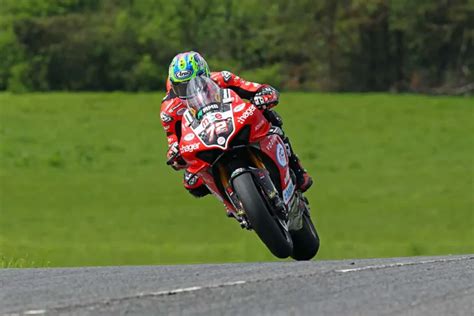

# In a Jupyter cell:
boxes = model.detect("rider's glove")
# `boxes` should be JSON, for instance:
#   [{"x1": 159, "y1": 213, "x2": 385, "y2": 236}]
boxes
[
  {"x1": 166, "y1": 142, "x2": 186, "y2": 170},
  {"x1": 252, "y1": 86, "x2": 279, "y2": 109}
]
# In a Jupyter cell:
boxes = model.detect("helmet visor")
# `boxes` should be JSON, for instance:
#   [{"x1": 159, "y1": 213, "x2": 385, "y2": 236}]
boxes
[{"x1": 171, "y1": 81, "x2": 189, "y2": 99}]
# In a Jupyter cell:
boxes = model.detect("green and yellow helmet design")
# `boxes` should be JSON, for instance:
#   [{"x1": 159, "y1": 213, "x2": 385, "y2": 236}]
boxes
[{"x1": 168, "y1": 51, "x2": 210, "y2": 84}]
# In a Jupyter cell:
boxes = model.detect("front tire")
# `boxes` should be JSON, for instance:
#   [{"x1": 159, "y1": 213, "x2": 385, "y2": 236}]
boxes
[
  {"x1": 232, "y1": 172, "x2": 293, "y2": 258},
  {"x1": 290, "y1": 213, "x2": 320, "y2": 260}
]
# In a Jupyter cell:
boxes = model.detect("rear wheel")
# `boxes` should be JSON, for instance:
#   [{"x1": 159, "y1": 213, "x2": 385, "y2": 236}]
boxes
[
  {"x1": 290, "y1": 213, "x2": 320, "y2": 260},
  {"x1": 232, "y1": 172, "x2": 293, "y2": 258}
]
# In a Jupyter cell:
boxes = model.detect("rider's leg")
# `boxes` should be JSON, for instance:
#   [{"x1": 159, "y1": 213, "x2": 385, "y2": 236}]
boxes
[
  {"x1": 265, "y1": 109, "x2": 313, "y2": 192},
  {"x1": 184, "y1": 169, "x2": 210, "y2": 198},
  {"x1": 283, "y1": 134, "x2": 313, "y2": 192}
]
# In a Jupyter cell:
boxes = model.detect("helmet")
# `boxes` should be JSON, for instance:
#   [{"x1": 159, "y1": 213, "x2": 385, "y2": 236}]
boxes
[{"x1": 168, "y1": 51, "x2": 210, "y2": 99}]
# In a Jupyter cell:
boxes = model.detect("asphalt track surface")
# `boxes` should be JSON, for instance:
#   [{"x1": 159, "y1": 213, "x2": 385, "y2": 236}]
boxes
[{"x1": 1, "y1": 255, "x2": 473, "y2": 316}]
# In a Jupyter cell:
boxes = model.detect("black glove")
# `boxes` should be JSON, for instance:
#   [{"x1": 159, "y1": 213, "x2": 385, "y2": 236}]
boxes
[{"x1": 252, "y1": 86, "x2": 280, "y2": 109}]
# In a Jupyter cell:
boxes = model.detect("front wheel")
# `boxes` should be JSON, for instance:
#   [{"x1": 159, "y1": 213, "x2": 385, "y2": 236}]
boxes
[
  {"x1": 232, "y1": 172, "x2": 293, "y2": 258},
  {"x1": 290, "y1": 213, "x2": 320, "y2": 260}
]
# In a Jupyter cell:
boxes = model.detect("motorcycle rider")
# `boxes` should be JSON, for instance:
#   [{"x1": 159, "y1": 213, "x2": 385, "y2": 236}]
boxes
[{"x1": 161, "y1": 51, "x2": 312, "y2": 197}]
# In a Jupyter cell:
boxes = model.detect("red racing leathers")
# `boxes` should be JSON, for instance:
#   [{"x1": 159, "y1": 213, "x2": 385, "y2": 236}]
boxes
[{"x1": 160, "y1": 71, "x2": 277, "y2": 193}]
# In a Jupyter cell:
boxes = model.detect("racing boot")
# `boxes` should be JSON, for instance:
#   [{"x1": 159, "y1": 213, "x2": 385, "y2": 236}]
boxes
[
  {"x1": 289, "y1": 154, "x2": 313, "y2": 192},
  {"x1": 283, "y1": 137, "x2": 313, "y2": 192}
]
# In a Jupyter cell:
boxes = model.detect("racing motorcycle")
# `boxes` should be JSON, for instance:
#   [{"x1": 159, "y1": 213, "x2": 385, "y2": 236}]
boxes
[{"x1": 175, "y1": 76, "x2": 319, "y2": 260}]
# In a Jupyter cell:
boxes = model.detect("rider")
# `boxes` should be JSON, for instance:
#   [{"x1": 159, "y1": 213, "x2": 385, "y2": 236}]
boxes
[{"x1": 161, "y1": 51, "x2": 312, "y2": 197}]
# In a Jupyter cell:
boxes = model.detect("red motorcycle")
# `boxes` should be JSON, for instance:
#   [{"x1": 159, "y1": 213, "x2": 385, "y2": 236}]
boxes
[{"x1": 176, "y1": 76, "x2": 319, "y2": 260}]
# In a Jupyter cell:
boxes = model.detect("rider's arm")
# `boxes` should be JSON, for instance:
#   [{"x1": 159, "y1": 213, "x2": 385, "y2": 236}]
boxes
[
  {"x1": 160, "y1": 94, "x2": 186, "y2": 146},
  {"x1": 211, "y1": 71, "x2": 279, "y2": 109},
  {"x1": 211, "y1": 71, "x2": 262, "y2": 100},
  {"x1": 160, "y1": 94, "x2": 187, "y2": 169}
]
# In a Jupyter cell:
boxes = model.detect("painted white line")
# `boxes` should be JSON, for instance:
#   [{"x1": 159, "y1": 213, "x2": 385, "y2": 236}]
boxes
[
  {"x1": 224, "y1": 280, "x2": 247, "y2": 286},
  {"x1": 143, "y1": 286, "x2": 203, "y2": 296},
  {"x1": 20, "y1": 280, "x2": 248, "y2": 315},
  {"x1": 335, "y1": 256, "x2": 473, "y2": 273},
  {"x1": 139, "y1": 280, "x2": 247, "y2": 297},
  {"x1": 23, "y1": 310, "x2": 46, "y2": 315}
]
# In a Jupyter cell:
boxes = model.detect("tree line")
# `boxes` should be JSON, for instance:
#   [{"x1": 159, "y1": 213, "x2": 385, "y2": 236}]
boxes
[{"x1": 0, "y1": 0, "x2": 472, "y2": 93}]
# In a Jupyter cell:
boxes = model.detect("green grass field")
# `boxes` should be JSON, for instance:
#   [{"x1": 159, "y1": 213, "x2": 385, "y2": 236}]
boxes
[{"x1": 0, "y1": 92, "x2": 473, "y2": 267}]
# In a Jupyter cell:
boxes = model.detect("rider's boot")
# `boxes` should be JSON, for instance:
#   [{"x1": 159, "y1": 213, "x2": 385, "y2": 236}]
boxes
[{"x1": 288, "y1": 152, "x2": 313, "y2": 192}]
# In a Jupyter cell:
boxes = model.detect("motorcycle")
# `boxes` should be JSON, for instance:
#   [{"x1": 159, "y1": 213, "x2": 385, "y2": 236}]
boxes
[{"x1": 174, "y1": 76, "x2": 319, "y2": 260}]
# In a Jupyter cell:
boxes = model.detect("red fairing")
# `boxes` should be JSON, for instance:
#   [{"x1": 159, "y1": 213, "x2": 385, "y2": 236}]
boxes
[
  {"x1": 160, "y1": 71, "x2": 273, "y2": 197},
  {"x1": 258, "y1": 135, "x2": 293, "y2": 203},
  {"x1": 180, "y1": 89, "x2": 270, "y2": 170},
  {"x1": 198, "y1": 171, "x2": 235, "y2": 211},
  {"x1": 178, "y1": 89, "x2": 271, "y2": 207}
]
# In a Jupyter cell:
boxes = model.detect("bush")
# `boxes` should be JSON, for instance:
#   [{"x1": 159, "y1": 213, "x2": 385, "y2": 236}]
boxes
[
  {"x1": 239, "y1": 64, "x2": 283, "y2": 89},
  {"x1": 7, "y1": 62, "x2": 32, "y2": 93},
  {"x1": 126, "y1": 54, "x2": 161, "y2": 91}
]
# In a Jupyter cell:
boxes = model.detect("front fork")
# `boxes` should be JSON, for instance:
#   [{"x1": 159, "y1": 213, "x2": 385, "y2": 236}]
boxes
[
  {"x1": 216, "y1": 163, "x2": 248, "y2": 228},
  {"x1": 217, "y1": 149, "x2": 288, "y2": 229}
]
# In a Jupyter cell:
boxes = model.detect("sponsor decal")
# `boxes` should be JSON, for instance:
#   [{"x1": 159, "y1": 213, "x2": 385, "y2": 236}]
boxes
[
  {"x1": 177, "y1": 108, "x2": 186, "y2": 116},
  {"x1": 276, "y1": 143, "x2": 287, "y2": 167},
  {"x1": 201, "y1": 103, "x2": 219, "y2": 115},
  {"x1": 160, "y1": 112, "x2": 173, "y2": 123},
  {"x1": 254, "y1": 119, "x2": 265, "y2": 131},
  {"x1": 164, "y1": 125, "x2": 170, "y2": 132},
  {"x1": 180, "y1": 143, "x2": 199, "y2": 153},
  {"x1": 217, "y1": 136, "x2": 226, "y2": 145},
  {"x1": 184, "y1": 133, "x2": 195, "y2": 141},
  {"x1": 175, "y1": 70, "x2": 192, "y2": 79},
  {"x1": 266, "y1": 136, "x2": 277, "y2": 151},
  {"x1": 233, "y1": 104, "x2": 246, "y2": 112},
  {"x1": 183, "y1": 112, "x2": 192, "y2": 126},
  {"x1": 237, "y1": 105, "x2": 257, "y2": 124},
  {"x1": 167, "y1": 136, "x2": 175, "y2": 143},
  {"x1": 215, "y1": 113, "x2": 223, "y2": 120},
  {"x1": 222, "y1": 89, "x2": 233, "y2": 103},
  {"x1": 221, "y1": 71, "x2": 232, "y2": 82},
  {"x1": 282, "y1": 181, "x2": 295, "y2": 204},
  {"x1": 201, "y1": 117, "x2": 210, "y2": 128}
]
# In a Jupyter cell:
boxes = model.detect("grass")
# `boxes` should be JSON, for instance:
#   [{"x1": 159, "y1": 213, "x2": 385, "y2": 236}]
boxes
[{"x1": 0, "y1": 92, "x2": 473, "y2": 267}]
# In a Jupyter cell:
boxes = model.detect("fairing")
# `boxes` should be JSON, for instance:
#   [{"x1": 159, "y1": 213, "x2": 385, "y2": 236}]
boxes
[{"x1": 179, "y1": 86, "x2": 295, "y2": 212}]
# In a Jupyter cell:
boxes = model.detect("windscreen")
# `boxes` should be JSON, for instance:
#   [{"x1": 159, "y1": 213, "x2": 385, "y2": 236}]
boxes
[{"x1": 186, "y1": 76, "x2": 222, "y2": 118}]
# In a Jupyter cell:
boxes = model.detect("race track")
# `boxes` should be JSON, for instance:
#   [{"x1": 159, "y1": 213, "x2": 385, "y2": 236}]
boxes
[{"x1": 1, "y1": 255, "x2": 473, "y2": 316}]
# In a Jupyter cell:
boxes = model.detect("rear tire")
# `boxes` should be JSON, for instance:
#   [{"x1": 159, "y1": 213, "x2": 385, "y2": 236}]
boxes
[
  {"x1": 290, "y1": 213, "x2": 320, "y2": 260},
  {"x1": 233, "y1": 172, "x2": 293, "y2": 258}
]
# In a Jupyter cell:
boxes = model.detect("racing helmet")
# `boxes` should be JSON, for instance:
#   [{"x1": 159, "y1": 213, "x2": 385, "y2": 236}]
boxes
[{"x1": 168, "y1": 51, "x2": 210, "y2": 99}]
